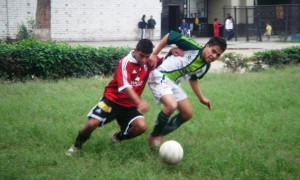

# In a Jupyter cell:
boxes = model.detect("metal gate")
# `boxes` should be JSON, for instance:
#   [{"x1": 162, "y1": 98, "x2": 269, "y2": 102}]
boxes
[{"x1": 223, "y1": 4, "x2": 300, "y2": 41}]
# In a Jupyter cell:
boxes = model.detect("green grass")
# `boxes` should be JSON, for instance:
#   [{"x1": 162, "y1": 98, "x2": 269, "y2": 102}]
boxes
[{"x1": 0, "y1": 67, "x2": 299, "y2": 179}]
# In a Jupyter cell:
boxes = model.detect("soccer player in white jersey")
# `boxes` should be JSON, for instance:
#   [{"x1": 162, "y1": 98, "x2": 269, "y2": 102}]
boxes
[
  {"x1": 148, "y1": 31, "x2": 227, "y2": 149},
  {"x1": 66, "y1": 39, "x2": 184, "y2": 156}
]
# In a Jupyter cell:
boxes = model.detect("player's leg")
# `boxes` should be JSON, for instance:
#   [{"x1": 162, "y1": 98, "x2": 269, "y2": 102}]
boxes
[
  {"x1": 127, "y1": 118, "x2": 147, "y2": 137},
  {"x1": 161, "y1": 98, "x2": 193, "y2": 136},
  {"x1": 151, "y1": 94, "x2": 177, "y2": 137},
  {"x1": 73, "y1": 118, "x2": 100, "y2": 149},
  {"x1": 148, "y1": 70, "x2": 177, "y2": 137},
  {"x1": 113, "y1": 109, "x2": 147, "y2": 142},
  {"x1": 66, "y1": 98, "x2": 115, "y2": 156},
  {"x1": 66, "y1": 119, "x2": 103, "y2": 156}
]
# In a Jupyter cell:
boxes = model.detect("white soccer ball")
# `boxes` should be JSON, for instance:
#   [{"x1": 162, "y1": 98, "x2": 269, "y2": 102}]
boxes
[{"x1": 159, "y1": 140, "x2": 184, "y2": 164}]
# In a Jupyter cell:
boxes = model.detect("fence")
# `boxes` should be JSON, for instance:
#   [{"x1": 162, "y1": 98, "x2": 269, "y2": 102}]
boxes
[{"x1": 223, "y1": 4, "x2": 300, "y2": 41}]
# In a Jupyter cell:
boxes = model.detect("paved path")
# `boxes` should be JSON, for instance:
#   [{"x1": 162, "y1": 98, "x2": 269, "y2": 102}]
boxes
[{"x1": 67, "y1": 38, "x2": 299, "y2": 73}]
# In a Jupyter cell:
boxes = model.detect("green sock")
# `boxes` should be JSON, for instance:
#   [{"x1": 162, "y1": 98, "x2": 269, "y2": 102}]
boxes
[
  {"x1": 161, "y1": 113, "x2": 185, "y2": 136},
  {"x1": 151, "y1": 111, "x2": 170, "y2": 136}
]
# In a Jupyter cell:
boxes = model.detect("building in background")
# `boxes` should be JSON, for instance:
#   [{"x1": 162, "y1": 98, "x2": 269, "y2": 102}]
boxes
[
  {"x1": 0, "y1": 0, "x2": 162, "y2": 41},
  {"x1": 0, "y1": 0, "x2": 299, "y2": 41}
]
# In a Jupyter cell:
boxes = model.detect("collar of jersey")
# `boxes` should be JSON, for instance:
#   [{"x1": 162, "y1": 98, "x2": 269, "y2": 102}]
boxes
[{"x1": 127, "y1": 50, "x2": 138, "y2": 64}]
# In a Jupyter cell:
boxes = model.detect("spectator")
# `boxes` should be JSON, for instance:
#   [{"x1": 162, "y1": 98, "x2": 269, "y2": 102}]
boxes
[
  {"x1": 179, "y1": 19, "x2": 190, "y2": 37},
  {"x1": 264, "y1": 22, "x2": 272, "y2": 40},
  {"x1": 225, "y1": 16, "x2": 234, "y2": 40},
  {"x1": 147, "y1": 15, "x2": 156, "y2": 40},
  {"x1": 138, "y1": 15, "x2": 147, "y2": 39},
  {"x1": 213, "y1": 18, "x2": 223, "y2": 37}
]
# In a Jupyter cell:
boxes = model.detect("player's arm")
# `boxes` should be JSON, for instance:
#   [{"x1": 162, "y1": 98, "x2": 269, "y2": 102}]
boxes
[
  {"x1": 189, "y1": 79, "x2": 212, "y2": 110},
  {"x1": 169, "y1": 47, "x2": 185, "y2": 57},
  {"x1": 124, "y1": 87, "x2": 149, "y2": 113},
  {"x1": 148, "y1": 33, "x2": 170, "y2": 68},
  {"x1": 116, "y1": 58, "x2": 149, "y2": 113}
]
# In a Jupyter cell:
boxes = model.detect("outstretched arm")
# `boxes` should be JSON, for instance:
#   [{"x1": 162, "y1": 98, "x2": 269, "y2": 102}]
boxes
[
  {"x1": 147, "y1": 33, "x2": 170, "y2": 68},
  {"x1": 124, "y1": 87, "x2": 149, "y2": 113},
  {"x1": 189, "y1": 79, "x2": 212, "y2": 110}
]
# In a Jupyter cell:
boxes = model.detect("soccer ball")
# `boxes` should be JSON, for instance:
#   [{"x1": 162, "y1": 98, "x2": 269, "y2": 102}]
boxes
[{"x1": 159, "y1": 140, "x2": 184, "y2": 164}]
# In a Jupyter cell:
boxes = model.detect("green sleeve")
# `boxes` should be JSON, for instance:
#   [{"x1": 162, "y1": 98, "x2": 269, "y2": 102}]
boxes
[{"x1": 167, "y1": 31, "x2": 202, "y2": 51}]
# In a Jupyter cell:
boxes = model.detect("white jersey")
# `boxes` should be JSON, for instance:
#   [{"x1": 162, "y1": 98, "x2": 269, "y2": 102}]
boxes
[{"x1": 157, "y1": 50, "x2": 208, "y2": 84}]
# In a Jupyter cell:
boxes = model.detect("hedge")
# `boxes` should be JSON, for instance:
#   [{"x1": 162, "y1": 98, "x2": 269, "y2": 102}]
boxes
[
  {"x1": 221, "y1": 46, "x2": 300, "y2": 72},
  {"x1": 0, "y1": 39, "x2": 130, "y2": 81}
]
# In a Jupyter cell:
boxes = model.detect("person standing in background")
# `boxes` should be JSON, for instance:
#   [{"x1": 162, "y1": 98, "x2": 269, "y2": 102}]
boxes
[
  {"x1": 138, "y1": 15, "x2": 147, "y2": 39},
  {"x1": 264, "y1": 22, "x2": 272, "y2": 40},
  {"x1": 225, "y1": 16, "x2": 234, "y2": 40},
  {"x1": 147, "y1": 15, "x2": 156, "y2": 40},
  {"x1": 213, "y1": 18, "x2": 223, "y2": 37}
]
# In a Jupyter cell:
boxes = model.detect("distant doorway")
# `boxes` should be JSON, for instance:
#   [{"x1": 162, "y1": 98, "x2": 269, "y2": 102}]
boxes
[{"x1": 168, "y1": 6, "x2": 181, "y2": 32}]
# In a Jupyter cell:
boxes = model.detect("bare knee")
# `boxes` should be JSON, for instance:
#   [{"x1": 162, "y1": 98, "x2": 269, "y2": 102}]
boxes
[
  {"x1": 181, "y1": 109, "x2": 193, "y2": 121},
  {"x1": 137, "y1": 120, "x2": 147, "y2": 133},
  {"x1": 129, "y1": 119, "x2": 147, "y2": 135},
  {"x1": 82, "y1": 118, "x2": 100, "y2": 132},
  {"x1": 177, "y1": 99, "x2": 193, "y2": 121},
  {"x1": 163, "y1": 101, "x2": 178, "y2": 116}
]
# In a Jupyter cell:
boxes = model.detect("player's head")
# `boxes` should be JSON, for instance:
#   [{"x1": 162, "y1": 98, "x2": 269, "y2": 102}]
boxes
[
  {"x1": 202, "y1": 36, "x2": 227, "y2": 63},
  {"x1": 134, "y1": 39, "x2": 154, "y2": 64}
]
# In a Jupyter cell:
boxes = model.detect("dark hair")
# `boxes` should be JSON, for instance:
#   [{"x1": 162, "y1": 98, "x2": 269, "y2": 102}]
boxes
[
  {"x1": 136, "y1": 39, "x2": 154, "y2": 54},
  {"x1": 214, "y1": 18, "x2": 218, "y2": 21},
  {"x1": 206, "y1": 36, "x2": 227, "y2": 52}
]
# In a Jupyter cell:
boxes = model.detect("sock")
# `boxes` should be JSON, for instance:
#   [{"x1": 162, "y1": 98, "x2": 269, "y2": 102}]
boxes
[
  {"x1": 151, "y1": 111, "x2": 170, "y2": 136},
  {"x1": 74, "y1": 131, "x2": 90, "y2": 149},
  {"x1": 161, "y1": 113, "x2": 185, "y2": 136}
]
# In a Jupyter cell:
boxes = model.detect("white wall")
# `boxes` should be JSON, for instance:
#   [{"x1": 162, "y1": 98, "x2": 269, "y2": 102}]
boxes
[
  {"x1": 208, "y1": 0, "x2": 230, "y2": 23},
  {"x1": 1, "y1": 0, "x2": 161, "y2": 41},
  {"x1": 0, "y1": 0, "x2": 36, "y2": 40},
  {"x1": 51, "y1": 0, "x2": 162, "y2": 41}
]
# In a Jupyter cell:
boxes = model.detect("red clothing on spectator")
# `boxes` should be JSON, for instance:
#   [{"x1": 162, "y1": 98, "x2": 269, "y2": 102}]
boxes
[{"x1": 213, "y1": 21, "x2": 224, "y2": 37}]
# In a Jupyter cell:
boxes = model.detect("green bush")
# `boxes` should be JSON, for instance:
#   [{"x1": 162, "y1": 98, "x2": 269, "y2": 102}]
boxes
[
  {"x1": 220, "y1": 46, "x2": 300, "y2": 72},
  {"x1": 0, "y1": 39, "x2": 130, "y2": 81},
  {"x1": 250, "y1": 46, "x2": 300, "y2": 69}
]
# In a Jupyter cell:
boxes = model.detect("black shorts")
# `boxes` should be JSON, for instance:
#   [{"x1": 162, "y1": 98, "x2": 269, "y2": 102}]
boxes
[{"x1": 87, "y1": 97, "x2": 144, "y2": 133}]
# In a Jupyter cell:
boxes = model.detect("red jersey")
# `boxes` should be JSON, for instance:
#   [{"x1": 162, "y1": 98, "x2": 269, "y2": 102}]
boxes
[{"x1": 103, "y1": 51, "x2": 151, "y2": 108}]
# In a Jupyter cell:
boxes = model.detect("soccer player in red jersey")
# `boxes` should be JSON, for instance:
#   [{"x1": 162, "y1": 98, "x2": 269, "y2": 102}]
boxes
[{"x1": 66, "y1": 39, "x2": 183, "y2": 156}]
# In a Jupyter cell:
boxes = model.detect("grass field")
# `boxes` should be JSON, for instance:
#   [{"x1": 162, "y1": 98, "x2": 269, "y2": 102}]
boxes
[{"x1": 0, "y1": 67, "x2": 299, "y2": 179}]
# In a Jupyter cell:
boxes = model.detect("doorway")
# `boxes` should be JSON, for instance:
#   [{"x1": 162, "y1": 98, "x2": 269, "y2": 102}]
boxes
[{"x1": 168, "y1": 6, "x2": 181, "y2": 32}]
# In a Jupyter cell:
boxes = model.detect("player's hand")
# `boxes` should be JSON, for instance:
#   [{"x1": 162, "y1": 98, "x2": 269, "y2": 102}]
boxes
[
  {"x1": 147, "y1": 54, "x2": 158, "y2": 70},
  {"x1": 200, "y1": 97, "x2": 212, "y2": 110},
  {"x1": 137, "y1": 100, "x2": 149, "y2": 113},
  {"x1": 170, "y1": 47, "x2": 185, "y2": 57}
]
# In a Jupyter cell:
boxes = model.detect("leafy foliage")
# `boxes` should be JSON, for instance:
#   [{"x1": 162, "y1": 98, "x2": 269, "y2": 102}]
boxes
[
  {"x1": 221, "y1": 46, "x2": 300, "y2": 72},
  {"x1": 250, "y1": 46, "x2": 300, "y2": 69},
  {"x1": 220, "y1": 52, "x2": 249, "y2": 72},
  {"x1": 0, "y1": 39, "x2": 130, "y2": 81},
  {"x1": 16, "y1": 19, "x2": 35, "y2": 40}
]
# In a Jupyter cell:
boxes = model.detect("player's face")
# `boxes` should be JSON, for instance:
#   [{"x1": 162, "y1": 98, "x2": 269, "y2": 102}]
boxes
[
  {"x1": 202, "y1": 45, "x2": 224, "y2": 63},
  {"x1": 135, "y1": 51, "x2": 151, "y2": 65}
]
